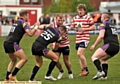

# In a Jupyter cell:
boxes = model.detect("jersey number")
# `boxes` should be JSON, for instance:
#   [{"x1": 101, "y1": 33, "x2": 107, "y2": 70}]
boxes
[
  {"x1": 111, "y1": 28, "x2": 118, "y2": 35},
  {"x1": 10, "y1": 26, "x2": 16, "y2": 32},
  {"x1": 41, "y1": 31, "x2": 53, "y2": 40}
]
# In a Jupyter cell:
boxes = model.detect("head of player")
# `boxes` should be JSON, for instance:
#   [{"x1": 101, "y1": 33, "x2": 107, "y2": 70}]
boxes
[
  {"x1": 56, "y1": 13, "x2": 64, "y2": 26},
  {"x1": 101, "y1": 12, "x2": 110, "y2": 22},
  {"x1": 77, "y1": 4, "x2": 86, "y2": 17},
  {"x1": 19, "y1": 10, "x2": 29, "y2": 22},
  {"x1": 58, "y1": 25, "x2": 67, "y2": 36}
]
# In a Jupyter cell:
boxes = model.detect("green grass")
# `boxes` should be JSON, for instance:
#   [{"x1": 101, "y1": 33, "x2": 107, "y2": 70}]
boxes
[{"x1": 0, "y1": 35, "x2": 120, "y2": 84}]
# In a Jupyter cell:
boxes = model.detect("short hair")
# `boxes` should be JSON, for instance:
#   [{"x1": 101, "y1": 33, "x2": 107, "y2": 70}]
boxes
[
  {"x1": 19, "y1": 10, "x2": 28, "y2": 16},
  {"x1": 56, "y1": 13, "x2": 63, "y2": 19},
  {"x1": 77, "y1": 4, "x2": 86, "y2": 11},
  {"x1": 102, "y1": 12, "x2": 110, "y2": 19},
  {"x1": 59, "y1": 25, "x2": 67, "y2": 32}
]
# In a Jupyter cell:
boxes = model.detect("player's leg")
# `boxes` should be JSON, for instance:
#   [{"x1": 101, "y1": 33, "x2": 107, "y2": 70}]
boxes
[
  {"x1": 63, "y1": 56, "x2": 73, "y2": 79},
  {"x1": 62, "y1": 46, "x2": 73, "y2": 79},
  {"x1": 99, "y1": 43, "x2": 119, "y2": 80},
  {"x1": 30, "y1": 55, "x2": 43, "y2": 81},
  {"x1": 92, "y1": 43, "x2": 119, "y2": 80},
  {"x1": 76, "y1": 42, "x2": 89, "y2": 76},
  {"x1": 77, "y1": 48, "x2": 89, "y2": 76},
  {"x1": 55, "y1": 52, "x2": 65, "y2": 79},
  {"x1": 99, "y1": 56, "x2": 110, "y2": 80},
  {"x1": 53, "y1": 49, "x2": 64, "y2": 79},
  {"x1": 9, "y1": 49, "x2": 27, "y2": 82},
  {"x1": 4, "y1": 53, "x2": 17, "y2": 82},
  {"x1": 44, "y1": 50, "x2": 58, "y2": 81},
  {"x1": 91, "y1": 48, "x2": 108, "y2": 80},
  {"x1": 55, "y1": 52, "x2": 63, "y2": 72}
]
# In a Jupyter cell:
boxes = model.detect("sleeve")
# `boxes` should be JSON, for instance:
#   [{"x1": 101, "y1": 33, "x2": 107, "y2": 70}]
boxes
[
  {"x1": 99, "y1": 23, "x2": 105, "y2": 30},
  {"x1": 71, "y1": 17, "x2": 76, "y2": 28},
  {"x1": 23, "y1": 22, "x2": 30, "y2": 30},
  {"x1": 56, "y1": 37, "x2": 62, "y2": 43},
  {"x1": 88, "y1": 16, "x2": 94, "y2": 26}
]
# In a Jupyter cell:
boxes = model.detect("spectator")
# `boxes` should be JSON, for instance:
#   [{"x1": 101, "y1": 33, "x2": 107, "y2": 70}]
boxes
[
  {"x1": 93, "y1": 10, "x2": 101, "y2": 23},
  {"x1": 1, "y1": 16, "x2": 9, "y2": 25},
  {"x1": 50, "y1": 15, "x2": 55, "y2": 24},
  {"x1": 39, "y1": 13, "x2": 46, "y2": 24},
  {"x1": 9, "y1": 19, "x2": 13, "y2": 25},
  {"x1": 45, "y1": 14, "x2": 50, "y2": 24}
]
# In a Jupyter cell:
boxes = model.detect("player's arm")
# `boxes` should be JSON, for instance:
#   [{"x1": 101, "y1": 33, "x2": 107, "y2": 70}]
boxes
[
  {"x1": 53, "y1": 42, "x2": 59, "y2": 50},
  {"x1": 38, "y1": 24, "x2": 52, "y2": 30},
  {"x1": 25, "y1": 22, "x2": 39, "y2": 37},
  {"x1": 53, "y1": 36, "x2": 62, "y2": 50},
  {"x1": 90, "y1": 29, "x2": 105, "y2": 51},
  {"x1": 82, "y1": 25, "x2": 96, "y2": 31},
  {"x1": 93, "y1": 29, "x2": 105, "y2": 47}
]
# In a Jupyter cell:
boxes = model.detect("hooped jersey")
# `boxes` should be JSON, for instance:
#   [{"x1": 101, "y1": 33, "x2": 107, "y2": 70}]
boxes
[
  {"x1": 51, "y1": 21, "x2": 70, "y2": 47},
  {"x1": 72, "y1": 14, "x2": 94, "y2": 44}
]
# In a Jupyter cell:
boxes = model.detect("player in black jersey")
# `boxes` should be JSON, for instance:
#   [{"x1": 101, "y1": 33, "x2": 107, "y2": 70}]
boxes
[
  {"x1": 90, "y1": 12, "x2": 119, "y2": 80},
  {"x1": 29, "y1": 25, "x2": 67, "y2": 81},
  {"x1": 3, "y1": 10, "x2": 39, "y2": 82}
]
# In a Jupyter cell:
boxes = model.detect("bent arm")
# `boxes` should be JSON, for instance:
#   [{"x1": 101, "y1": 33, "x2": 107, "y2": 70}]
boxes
[
  {"x1": 82, "y1": 25, "x2": 96, "y2": 31},
  {"x1": 93, "y1": 30, "x2": 105, "y2": 47}
]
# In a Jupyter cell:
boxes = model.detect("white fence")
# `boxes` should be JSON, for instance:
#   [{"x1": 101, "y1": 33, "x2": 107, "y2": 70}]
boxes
[{"x1": 0, "y1": 25, "x2": 120, "y2": 36}]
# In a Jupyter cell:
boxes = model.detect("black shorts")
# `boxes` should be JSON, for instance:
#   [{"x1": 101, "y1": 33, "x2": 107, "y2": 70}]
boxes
[
  {"x1": 53, "y1": 46, "x2": 70, "y2": 56},
  {"x1": 76, "y1": 41, "x2": 89, "y2": 50},
  {"x1": 101, "y1": 43, "x2": 119, "y2": 57},
  {"x1": 3, "y1": 41, "x2": 21, "y2": 53},
  {"x1": 32, "y1": 41, "x2": 49, "y2": 56}
]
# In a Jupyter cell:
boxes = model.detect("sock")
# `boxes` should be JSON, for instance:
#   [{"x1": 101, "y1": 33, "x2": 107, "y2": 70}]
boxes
[
  {"x1": 6, "y1": 71, "x2": 11, "y2": 80},
  {"x1": 60, "y1": 69, "x2": 64, "y2": 73},
  {"x1": 46, "y1": 61, "x2": 57, "y2": 76},
  {"x1": 102, "y1": 63, "x2": 108, "y2": 77},
  {"x1": 68, "y1": 71, "x2": 72, "y2": 74},
  {"x1": 30, "y1": 65, "x2": 39, "y2": 81},
  {"x1": 82, "y1": 67, "x2": 89, "y2": 72},
  {"x1": 93, "y1": 59, "x2": 102, "y2": 72},
  {"x1": 12, "y1": 67, "x2": 20, "y2": 76}
]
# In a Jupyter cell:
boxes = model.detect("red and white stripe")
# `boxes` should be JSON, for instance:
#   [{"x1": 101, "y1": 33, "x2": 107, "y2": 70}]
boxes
[
  {"x1": 51, "y1": 21, "x2": 70, "y2": 47},
  {"x1": 72, "y1": 15, "x2": 94, "y2": 44}
]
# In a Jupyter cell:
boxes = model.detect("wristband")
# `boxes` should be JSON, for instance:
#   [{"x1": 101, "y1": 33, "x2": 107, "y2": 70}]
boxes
[{"x1": 34, "y1": 25, "x2": 38, "y2": 30}]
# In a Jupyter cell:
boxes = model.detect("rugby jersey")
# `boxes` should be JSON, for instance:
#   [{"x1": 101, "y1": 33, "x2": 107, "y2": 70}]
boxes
[
  {"x1": 51, "y1": 21, "x2": 70, "y2": 47},
  {"x1": 72, "y1": 14, "x2": 94, "y2": 44}
]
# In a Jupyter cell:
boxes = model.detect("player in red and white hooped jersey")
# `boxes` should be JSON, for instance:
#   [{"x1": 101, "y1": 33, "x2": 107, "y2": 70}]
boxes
[
  {"x1": 51, "y1": 20, "x2": 70, "y2": 48},
  {"x1": 48, "y1": 13, "x2": 73, "y2": 79},
  {"x1": 71, "y1": 4, "x2": 96, "y2": 76}
]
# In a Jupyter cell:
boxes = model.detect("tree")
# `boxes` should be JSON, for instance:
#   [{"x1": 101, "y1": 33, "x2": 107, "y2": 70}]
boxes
[{"x1": 45, "y1": 0, "x2": 94, "y2": 14}]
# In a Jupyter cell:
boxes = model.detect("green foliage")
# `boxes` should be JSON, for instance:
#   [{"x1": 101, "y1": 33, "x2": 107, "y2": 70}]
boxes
[{"x1": 45, "y1": 0, "x2": 95, "y2": 14}]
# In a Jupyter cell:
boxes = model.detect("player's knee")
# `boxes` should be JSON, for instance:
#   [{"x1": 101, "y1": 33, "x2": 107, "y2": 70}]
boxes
[
  {"x1": 77, "y1": 53, "x2": 82, "y2": 57},
  {"x1": 53, "y1": 56, "x2": 59, "y2": 62},
  {"x1": 22, "y1": 58, "x2": 28, "y2": 63},
  {"x1": 91, "y1": 56, "x2": 98, "y2": 62},
  {"x1": 63, "y1": 59, "x2": 68, "y2": 63},
  {"x1": 11, "y1": 58, "x2": 17, "y2": 63}
]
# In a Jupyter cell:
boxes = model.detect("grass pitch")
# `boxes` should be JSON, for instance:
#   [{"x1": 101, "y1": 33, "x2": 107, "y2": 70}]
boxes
[{"x1": 0, "y1": 35, "x2": 120, "y2": 84}]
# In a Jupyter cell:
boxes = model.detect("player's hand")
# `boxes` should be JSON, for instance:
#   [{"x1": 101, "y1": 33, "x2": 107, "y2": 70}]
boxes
[
  {"x1": 90, "y1": 45, "x2": 95, "y2": 51},
  {"x1": 35, "y1": 22, "x2": 40, "y2": 26},
  {"x1": 78, "y1": 28, "x2": 85, "y2": 34}
]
